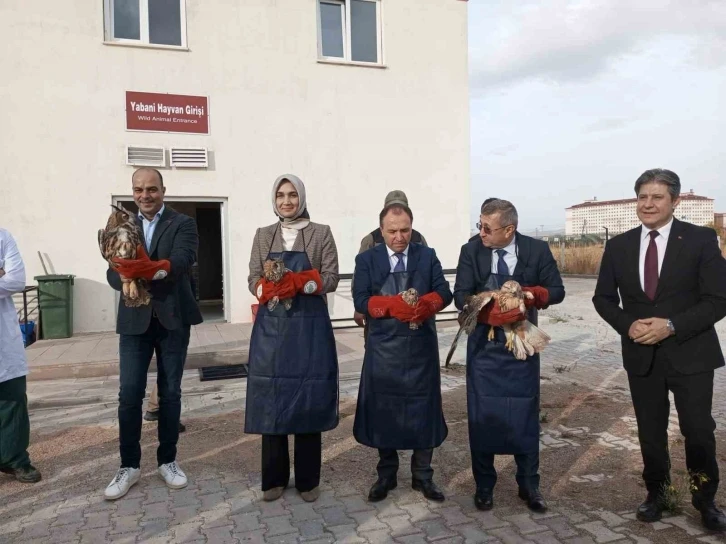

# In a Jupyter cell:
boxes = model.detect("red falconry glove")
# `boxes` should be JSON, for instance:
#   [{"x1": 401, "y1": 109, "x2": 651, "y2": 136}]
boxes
[
  {"x1": 412, "y1": 292, "x2": 445, "y2": 322},
  {"x1": 477, "y1": 299, "x2": 526, "y2": 327},
  {"x1": 255, "y1": 274, "x2": 297, "y2": 305},
  {"x1": 367, "y1": 295, "x2": 418, "y2": 322},
  {"x1": 290, "y1": 269, "x2": 324, "y2": 295},
  {"x1": 112, "y1": 245, "x2": 170, "y2": 281},
  {"x1": 522, "y1": 286, "x2": 550, "y2": 310}
]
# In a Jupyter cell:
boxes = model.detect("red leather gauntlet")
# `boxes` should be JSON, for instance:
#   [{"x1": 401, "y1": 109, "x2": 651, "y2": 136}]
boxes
[
  {"x1": 477, "y1": 299, "x2": 526, "y2": 326},
  {"x1": 367, "y1": 295, "x2": 417, "y2": 322},
  {"x1": 522, "y1": 286, "x2": 550, "y2": 309},
  {"x1": 412, "y1": 292, "x2": 445, "y2": 322},
  {"x1": 290, "y1": 269, "x2": 323, "y2": 295},
  {"x1": 112, "y1": 245, "x2": 170, "y2": 281},
  {"x1": 255, "y1": 274, "x2": 296, "y2": 304}
]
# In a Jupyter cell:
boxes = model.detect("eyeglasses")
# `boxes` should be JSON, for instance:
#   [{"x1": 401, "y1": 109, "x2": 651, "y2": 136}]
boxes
[{"x1": 476, "y1": 222, "x2": 513, "y2": 235}]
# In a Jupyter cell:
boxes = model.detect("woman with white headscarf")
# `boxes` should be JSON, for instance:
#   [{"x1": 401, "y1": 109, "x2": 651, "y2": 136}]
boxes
[{"x1": 246, "y1": 174, "x2": 340, "y2": 503}]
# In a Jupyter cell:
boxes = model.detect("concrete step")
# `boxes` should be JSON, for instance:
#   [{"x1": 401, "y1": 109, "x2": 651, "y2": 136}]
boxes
[{"x1": 28, "y1": 348, "x2": 248, "y2": 381}]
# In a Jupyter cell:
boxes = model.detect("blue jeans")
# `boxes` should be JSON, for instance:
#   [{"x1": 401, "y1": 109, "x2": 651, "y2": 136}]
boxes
[
  {"x1": 118, "y1": 318, "x2": 190, "y2": 468},
  {"x1": 471, "y1": 450, "x2": 540, "y2": 491}
]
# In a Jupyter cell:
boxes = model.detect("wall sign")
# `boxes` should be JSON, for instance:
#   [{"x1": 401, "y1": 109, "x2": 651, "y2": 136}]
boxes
[{"x1": 126, "y1": 91, "x2": 209, "y2": 134}]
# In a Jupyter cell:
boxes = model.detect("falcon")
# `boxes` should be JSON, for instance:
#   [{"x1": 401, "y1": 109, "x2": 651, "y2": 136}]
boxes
[
  {"x1": 400, "y1": 288, "x2": 420, "y2": 330},
  {"x1": 444, "y1": 280, "x2": 550, "y2": 366},
  {"x1": 98, "y1": 205, "x2": 151, "y2": 307},
  {"x1": 263, "y1": 258, "x2": 293, "y2": 311}
]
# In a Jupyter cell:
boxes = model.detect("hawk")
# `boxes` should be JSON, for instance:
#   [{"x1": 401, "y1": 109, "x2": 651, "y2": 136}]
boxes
[
  {"x1": 444, "y1": 280, "x2": 550, "y2": 366},
  {"x1": 400, "y1": 288, "x2": 420, "y2": 330},
  {"x1": 98, "y1": 205, "x2": 151, "y2": 307},
  {"x1": 263, "y1": 258, "x2": 292, "y2": 311}
]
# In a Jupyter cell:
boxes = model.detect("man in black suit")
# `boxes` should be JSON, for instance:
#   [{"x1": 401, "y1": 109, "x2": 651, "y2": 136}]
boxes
[
  {"x1": 454, "y1": 199, "x2": 564, "y2": 513},
  {"x1": 593, "y1": 168, "x2": 726, "y2": 530},
  {"x1": 103, "y1": 168, "x2": 202, "y2": 500}
]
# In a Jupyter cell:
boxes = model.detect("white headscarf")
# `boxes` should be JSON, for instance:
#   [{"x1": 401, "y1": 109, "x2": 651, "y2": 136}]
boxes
[{"x1": 272, "y1": 174, "x2": 310, "y2": 230}]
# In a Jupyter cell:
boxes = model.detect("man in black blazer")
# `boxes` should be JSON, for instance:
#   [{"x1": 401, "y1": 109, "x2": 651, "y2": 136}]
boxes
[
  {"x1": 103, "y1": 168, "x2": 202, "y2": 500},
  {"x1": 593, "y1": 168, "x2": 726, "y2": 530},
  {"x1": 454, "y1": 199, "x2": 564, "y2": 513}
]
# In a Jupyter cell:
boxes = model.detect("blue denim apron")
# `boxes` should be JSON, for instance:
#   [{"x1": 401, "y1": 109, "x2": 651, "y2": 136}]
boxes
[
  {"x1": 353, "y1": 269, "x2": 448, "y2": 450},
  {"x1": 466, "y1": 268, "x2": 540, "y2": 454},
  {"x1": 245, "y1": 233, "x2": 339, "y2": 435}
]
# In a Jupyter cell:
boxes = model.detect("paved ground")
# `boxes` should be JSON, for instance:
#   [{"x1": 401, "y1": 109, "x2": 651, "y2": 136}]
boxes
[{"x1": 2, "y1": 278, "x2": 726, "y2": 543}]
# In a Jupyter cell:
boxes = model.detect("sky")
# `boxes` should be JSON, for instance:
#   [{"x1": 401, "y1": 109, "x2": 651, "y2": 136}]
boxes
[{"x1": 468, "y1": 0, "x2": 726, "y2": 233}]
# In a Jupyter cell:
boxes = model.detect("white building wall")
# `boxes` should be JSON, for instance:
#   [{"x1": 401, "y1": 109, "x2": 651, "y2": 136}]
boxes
[{"x1": 0, "y1": 0, "x2": 470, "y2": 333}]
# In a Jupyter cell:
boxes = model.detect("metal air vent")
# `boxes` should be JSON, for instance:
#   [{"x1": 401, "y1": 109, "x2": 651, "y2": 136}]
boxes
[
  {"x1": 170, "y1": 147, "x2": 208, "y2": 168},
  {"x1": 126, "y1": 145, "x2": 165, "y2": 167}
]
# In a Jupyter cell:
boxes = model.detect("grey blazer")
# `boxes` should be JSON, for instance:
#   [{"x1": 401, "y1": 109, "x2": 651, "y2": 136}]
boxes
[{"x1": 247, "y1": 222, "x2": 340, "y2": 295}]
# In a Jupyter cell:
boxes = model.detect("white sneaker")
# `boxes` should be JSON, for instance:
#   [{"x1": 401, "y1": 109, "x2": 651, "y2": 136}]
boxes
[
  {"x1": 104, "y1": 467, "x2": 141, "y2": 500},
  {"x1": 158, "y1": 461, "x2": 188, "y2": 489}
]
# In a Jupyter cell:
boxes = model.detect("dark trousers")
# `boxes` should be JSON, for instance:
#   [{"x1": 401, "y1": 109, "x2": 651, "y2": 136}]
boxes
[
  {"x1": 471, "y1": 450, "x2": 540, "y2": 491},
  {"x1": 261, "y1": 433, "x2": 321, "y2": 492},
  {"x1": 377, "y1": 448, "x2": 434, "y2": 481},
  {"x1": 0, "y1": 376, "x2": 31, "y2": 470},
  {"x1": 118, "y1": 318, "x2": 190, "y2": 468},
  {"x1": 628, "y1": 351, "x2": 719, "y2": 498}
]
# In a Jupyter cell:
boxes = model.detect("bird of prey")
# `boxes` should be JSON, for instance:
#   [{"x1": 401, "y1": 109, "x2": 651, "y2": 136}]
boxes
[
  {"x1": 263, "y1": 258, "x2": 292, "y2": 311},
  {"x1": 400, "y1": 288, "x2": 420, "y2": 330},
  {"x1": 98, "y1": 205, "x2": 151, "y2": 307},
  {"x1": 444, "y1": 280, "x2": 550, "y2": 366}
]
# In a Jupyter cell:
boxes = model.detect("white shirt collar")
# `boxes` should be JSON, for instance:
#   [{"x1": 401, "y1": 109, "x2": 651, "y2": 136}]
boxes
[
  {"x1": 641, "y1": 217, "x2": 673, "y2": 241},
  {"x1": 138, "y1": 204, "x2": 165, "y2": 223},
  {"x1": 386, "y1": 244, "x2": 409, "y2": 257},
  {"x1": 494, "y1": 236, "x2": 517, "y2": 255}
]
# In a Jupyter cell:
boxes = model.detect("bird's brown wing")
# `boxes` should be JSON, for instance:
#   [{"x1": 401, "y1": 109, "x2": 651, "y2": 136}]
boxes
[
  {"x1": 445, "y1": 292, "x2": 495, "y2": 368},
  {"x1": 444, "y1": 326, "x2": 466, "y2": 368},
  {"x1": 512, "y1": 320, "x2": 551, "y2": 359},
  {"x1": 98, "y1": 229, "x2": 107, "y2": 259},
  {"x1": 459, "y1": 292, "x2": 495, "y2": 334}
]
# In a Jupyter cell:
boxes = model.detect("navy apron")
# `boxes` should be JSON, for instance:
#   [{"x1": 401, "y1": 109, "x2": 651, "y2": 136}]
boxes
[
  {"x1": 245, "y1": 230, "x2": 339, "y2": 435},
  {"x1": 466, "y1": 265, "x2": 540, "y2": 454},
  {"x1": 353, "y1": 268, "x2": 448, "y2": 450}
]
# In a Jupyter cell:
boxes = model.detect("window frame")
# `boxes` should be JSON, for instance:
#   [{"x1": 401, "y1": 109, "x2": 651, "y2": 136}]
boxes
[
  {"x1": 317, "y1": 0, "x2": 383, "y2": 67},
  {"x1": 104, "y1": 0, "x2": 188, "y2": 50}
]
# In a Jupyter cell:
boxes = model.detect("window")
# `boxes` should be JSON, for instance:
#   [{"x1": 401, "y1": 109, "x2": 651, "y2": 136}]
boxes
[
  {"x1": 105, "y1": 0, "x2": 186, "y2": 48},
  {"x1": 318, "y1": 0, "x2": 382, "y2": 64}
]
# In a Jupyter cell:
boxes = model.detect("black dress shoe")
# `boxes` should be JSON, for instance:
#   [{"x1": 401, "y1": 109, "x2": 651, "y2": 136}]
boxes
[
  {"x1": 693, "y1": 498, "x2": 726, "y2": 531},
  {"x1": 179, "y1": 422, "x2": 186, "y2": 433},
  {"x1": 368, "y1": 478, "x2": 397, "y2": 502},
  {"x1": 474, "y1": 488, "x2": 493, "y2": 511},
  {"x1": 518, "y1": 487, "x2": 548, "y2": 512},
  {"x1": 412, "y1": 479, "x2": 445, "y2": 502},
  {"x1": 144, "y1": 410, "x2": 159, "y2": 422},
  {"x1": 1, "y1": 465, "x2": 42, "y2": 484},
  {"x1": 636, "y1": 492, "x2": 664, "y2": 522}
]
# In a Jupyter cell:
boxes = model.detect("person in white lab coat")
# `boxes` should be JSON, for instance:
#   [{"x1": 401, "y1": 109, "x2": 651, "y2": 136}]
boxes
[{"x1": 0, "y1": 228, "x2": 41, "y2": 483}]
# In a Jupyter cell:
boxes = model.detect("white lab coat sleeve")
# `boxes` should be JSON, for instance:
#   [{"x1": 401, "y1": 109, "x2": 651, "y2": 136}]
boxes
[{"x1": 0, "y1": 230, "x2": 26, "y2": 298}]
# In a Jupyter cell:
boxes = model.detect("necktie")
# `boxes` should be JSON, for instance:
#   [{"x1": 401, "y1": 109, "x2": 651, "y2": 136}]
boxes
[
  {"x1": 644, "y1": 231, "x2": 659, "y2": 300},
  {"x1": 394, "y1": 252, "x2": 405, "y2": 272},
  {"x1": 496, "y1": 249, "x2": 509, "y2": 276}
]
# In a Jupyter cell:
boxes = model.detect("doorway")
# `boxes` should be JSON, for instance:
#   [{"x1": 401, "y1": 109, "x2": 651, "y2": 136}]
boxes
[{"x1": 113, "y1": 198, "x2": 227, "y2": 323}]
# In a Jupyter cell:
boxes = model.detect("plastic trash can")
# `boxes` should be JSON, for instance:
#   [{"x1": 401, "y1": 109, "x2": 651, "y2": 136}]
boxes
[{"x1": 34, "y1": 274, "x2": 75, "y2": 339}]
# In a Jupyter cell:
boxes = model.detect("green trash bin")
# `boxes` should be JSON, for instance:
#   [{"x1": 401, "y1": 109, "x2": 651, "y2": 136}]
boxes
[{"x1": 35, "y1": 274, "x2": 75, "y2": 339}]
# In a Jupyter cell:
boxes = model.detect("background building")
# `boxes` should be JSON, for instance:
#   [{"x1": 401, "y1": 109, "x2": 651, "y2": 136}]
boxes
[
  {"x1": 1, "y1": 0, "x2": 470, "y2": 333},
  {"x1": 565, "y1": 190, "x2": 714, "y2": 235},
  {"x1": 715, "y1": 212, "x2": 725, "y2": 231}
]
